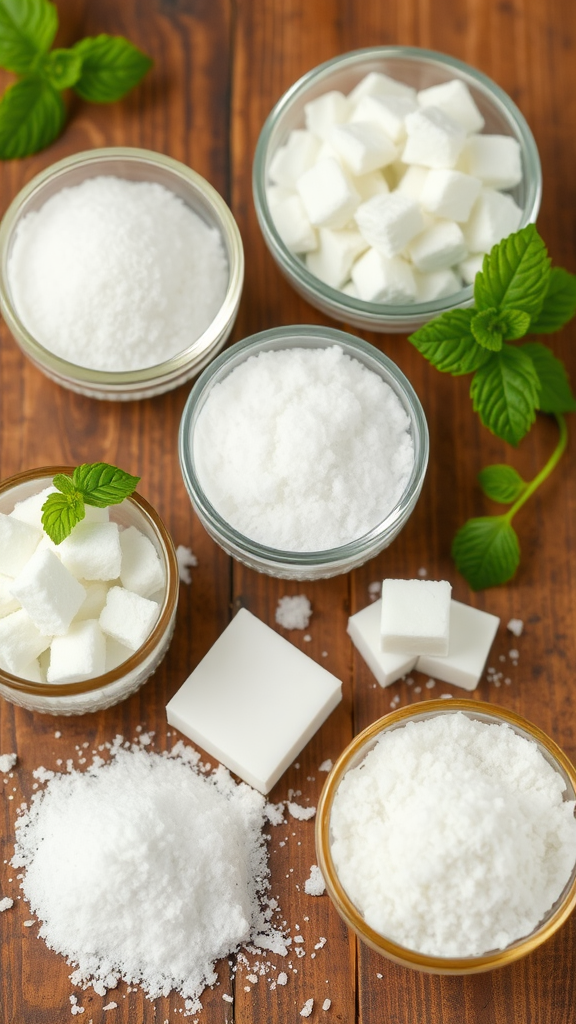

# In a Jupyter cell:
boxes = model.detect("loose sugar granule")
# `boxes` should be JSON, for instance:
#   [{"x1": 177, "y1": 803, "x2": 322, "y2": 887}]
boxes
[
  {"x1": 275, "y1": 595, "x2": 312, "y2": 630},
  {"x1": 0, "y1": 896, "x2": 14, "y2": 911},
  {"x1": 0, "y1": 753, "x2": 17, "y2": 773},
  {"x1": 507, "y1": 619, "x2": 524, "y2": 637},
  {"x1": 304, "y1": 865, "x2": 326, "y2": 897},
  {"x1": 330, "y1": 712, "x2": 576, "y2": 957},
  {"x1": 193, "y1": 345, "x2": 414, "y2": 551},
  {"x1": 318, "y1": 759, "x2": 333, "y2": 773},
  {"x1": 176, "y1": 546, "x2": 198, "y2": 585},
  {"x1": 8, "y1": 177, "x2": 228, "y2": 372},
  {"x1": 12, "y1": 745, "x2": 284, "y2": 1012},
  {"x1": 300, "y1": 998, "x2": 314, "y2": 1017},
  {"x1": 323, "y1": 998, "x2": 331, "y2": 1010},
  {"x1": 287, "y1": 802, "x2": 316, "y2": 821}
]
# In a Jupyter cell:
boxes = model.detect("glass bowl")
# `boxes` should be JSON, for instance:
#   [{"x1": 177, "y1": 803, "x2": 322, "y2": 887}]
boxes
[
  {"x1": 0, "y1": 467, "x2": 179, "y2": 714},
  {"x1": 0, "y1": 148, "x2": 244, "y2": 400},
  {"x1": 316, "y1": 699, "x2": 576, "y2": 974},
  {"x1": 178, "y1": 324, "x2": 428, "y2": 580},
  {"x1": 253, "y1": 46, "x2": 542, "y2": 333}
]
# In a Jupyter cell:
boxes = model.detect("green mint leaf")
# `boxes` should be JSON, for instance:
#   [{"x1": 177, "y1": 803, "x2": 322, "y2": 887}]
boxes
[
  {"x1": 470, "y1": 346, "x2": 541, "y2": 446},
  {"x1": 0, "y1": 0, "x2": 58, "y2": 74},
  {"x1": 521, "y1": 342, "x2": 576, "y2": 414},
  {"x1": 0, "y1": 77, "x2": 65, "y2": 159},
  {"x1": 41, "y1": 491, "x2": 85, "y2": 545},
  {"x1": 71, "y1": 462, "x2": 140, "y2": 507},
  {"x1": 530, "y1": 267, "x2": 576, "y2": 334},
  {"x1": 72, "y1": 35, "x2": 152, "y2": 103},
  {"x1": 409, "y1": 309, "x2": 492, "y2": 376},
  {"x1": 452, "y1": 515, "x2": 520, "y2": 590},
  {"x1": 53, "y1": 473, "x2": 78, "y2": 496},
  {"x1": 471, "y1": 308, "x2": 505, "y2": 351},
  {"x1": 41, "y1": 47, "x2": 83, "y2": 90},
  {"x1": 474, "y1": 224, "x2": 551, "y2": 321},
  {"x1": 478, "y1": 464, "x2": 527, "y2": 504}
]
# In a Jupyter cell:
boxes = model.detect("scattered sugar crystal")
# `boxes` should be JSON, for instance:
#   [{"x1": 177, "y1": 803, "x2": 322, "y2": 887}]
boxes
[
  {"x1": 222, "y1": 994, "x2": 233, "y2": 1003},
  {"x1": 319, "y1": 759, "x2": 333, "y2": 772},
  {"x1": 509, "y1": 649, "x2": 520, "y2": 659},
  {"x1": 300, "y1": 998, "x2": 314, "y2": 1017},
  {"x1": 323, "y1": 998, "x2": 332, "y2": 1010},
  {"x1": 23, "y1": 919, "x2": 35, "y2": 927},
  {"x1": 0, "y1": 753, "x2": 17, "y2": 773},
  {"x1": 304, "y1": 865, "x2": 326, "y2": 896},
  {"x1": 175, "y1": 545, "x2": 198, "y2": 585},
  {"x1": 368, "y1": 581, "x2": 381, "y2": 600},
  {"x1": 277, "y1": 972, "x2": 288, "y2": 986},
  {"x1": 287, "y1": 802, "x2": 316, "y2": 821},
  {"x1": 0, "y1": 896, "x2": 14, "y2": 911},
  {"x1": 103, "y1": 1004, "x2": 117, "y2": 1012},
  {"x1": 507, "y1": 619, "x2": 524, "y2": 637},
  {"x1": 275, "y1": 595, "x2": 312, "y2": 630}
]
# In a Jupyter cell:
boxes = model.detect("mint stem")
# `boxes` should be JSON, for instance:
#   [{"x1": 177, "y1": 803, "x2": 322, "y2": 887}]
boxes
[{"x1": 505, "y1": 414, "x2": 568, "y2": 523}]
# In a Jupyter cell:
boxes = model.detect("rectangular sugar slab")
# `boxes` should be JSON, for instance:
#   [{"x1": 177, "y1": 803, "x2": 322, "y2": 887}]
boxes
[
  {"x1": 416, "y1": 599, "x2": 500, "y2": 691},
  {"x1": 166, "y1": 608, "x2": 342, "y2": 795},
  {"x1": 347, "y1": 600, "x2": 417, "y2": 688},
  {"x1": 381, "y1": 579, "x2": 452, "y2": 655}
]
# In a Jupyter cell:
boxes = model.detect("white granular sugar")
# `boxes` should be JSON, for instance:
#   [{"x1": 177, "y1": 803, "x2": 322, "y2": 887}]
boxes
[
  {"x1": 330, "y1": 712, "x2": 576, "y2": 957},
  {"x1": 275, "y1": 595, "x2": 312, "y2": 630},
  {"x1": 8, "y1": 177, "x2": 228, "y2": 372},
  {"x1": 0, "y1": 752, "x2": 17, "y2": 773},
  {"x1": 194, "y1": 345, "x2": 414, "y2": 551}
]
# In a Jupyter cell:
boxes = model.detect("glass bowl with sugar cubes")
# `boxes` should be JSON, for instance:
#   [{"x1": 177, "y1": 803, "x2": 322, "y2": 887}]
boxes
[
  {"x1": 316, "y1": 700, "x2": 576, "y2": 974},
  {"x1": 253, "y1": 46, "x2": 541, "y2": 332},
  {"x1": 0, "y1": 467, "x2": 178, "y2": 714}
]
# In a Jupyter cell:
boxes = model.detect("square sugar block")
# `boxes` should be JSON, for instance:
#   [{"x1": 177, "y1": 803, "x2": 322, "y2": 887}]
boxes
[
  {"x1": 381, "y1": 579, "x2": 452, "y2": 655},
  {"x1": 119, "y1": 526, "x2": 165, "y2": 599},
  {"x1": 348, "y1": 600, "x2": 417, "y2": 688},
  {"x1": 403, "y1": 107, "x2": 466, "y2": 169},
  {"x1": 47, "y1": 619, "x2": 106, "y2": 683},
  {"x1": 0, "y1": 513, "x2": 41, "y2": 578},
  {"x1": 417, "y1": 80, "x2": 485, "y2": 134},
  {"x1": 296, "y1": 157, "x2": 360, "y2": 229},
  {"x1": 416, "y1": 599, "x2": 500, "y2": 690},
  {"x1": 354, "y1": 192, "x2": 424, "y2": 257},
  {"x1": 9, "y1": 548, "x2": 86, "y2": 636},
  {"x1": 166, "y1": 608, "x2": 342, "y2": 795},
  {"x1": 99, "y1": 586, "x2": 160, "y2": 651},
  {"x1": 0, "y1": 609, "x2": 52, "y2": 676},
  {"x1": 59, "y1": 521, "x2": 121, "y2": 581}
]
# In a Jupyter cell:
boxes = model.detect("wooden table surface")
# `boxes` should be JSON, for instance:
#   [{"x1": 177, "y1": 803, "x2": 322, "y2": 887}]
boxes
[{"x1": 1, "y1": 0, "x2": 576, "y2": 1021}]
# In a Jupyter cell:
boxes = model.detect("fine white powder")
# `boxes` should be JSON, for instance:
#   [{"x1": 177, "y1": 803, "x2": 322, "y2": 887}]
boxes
[
  {"x1": 275, "y1": 595, "x2": 312, "y2": 630},
  {"x1": 330, "y1": 712, "x2": 576, "y2": 957},
  {"x1": 194, "y1": 345, "x2": 414, "y2": 551},
  {"x1": 8, "y1": 177, "x2": 228, "y2": 372}
]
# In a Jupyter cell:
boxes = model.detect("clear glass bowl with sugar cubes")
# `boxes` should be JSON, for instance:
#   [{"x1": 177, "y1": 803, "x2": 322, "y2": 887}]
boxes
[
  {"x1": 0, "y1": 467, "x2": 179, "y2": 714},
  {"x1": 253, "y1": 46, "x2": 541, "y2": 332},
  {"x1": 316, "y1": 700, "x2": 576, "y2": 974},
  {"x1": 0, "y1": 148, "x2": 244, "y2": 400}
]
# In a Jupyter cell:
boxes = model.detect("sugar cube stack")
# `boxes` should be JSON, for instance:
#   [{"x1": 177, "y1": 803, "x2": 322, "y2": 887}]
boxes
[
  {"x1": 381, "y1": 579, "x2": 452, "y2": 655},
  {"x1": 267, "y1": 70, "x2": 523, "y2": 303}
]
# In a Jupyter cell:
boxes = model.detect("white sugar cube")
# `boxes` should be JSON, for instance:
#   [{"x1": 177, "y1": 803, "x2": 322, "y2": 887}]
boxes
[
  {"x1": 119, "y1": 526, "x2": 165, "y2": 599},
  {"x1": 0, "y1": 574, "x2": 20, "y2": 618},
  {"x1": 9, "y1": 548, "x2": 86, "y2": 636},
  {"x1": 59, "y1": 521, "x2": 122, "y2": 581},
  {"x1": 403, "y1": 107, "x2": 466, "y2": 169},
  {"x1": 296, "y1": 158, "x2": 360, "y2": 229},
  {"x1": 9, "y1": 486, "x2": 55, "y2": 528},
  {"x1": 105, "y1": 638, "x2": 133, "y2": 672},
  {"x1": 463, "y1": 189, "x2": 522, "y2": 253},
  {"x1": 99, "y1": 586, "x2": 159, "y2": 651},
  {"x1": 414, "y1": 267, "x2": 462, "y2": 302},
  {"x1": 265, "y1": 184, "x2": 293, "y2": 209},
  {"x1": 381, "y1": 579, "x2": 452, "y2": 655},
  {"x1": 20, "y1": 659, "x2": 42, "y2": 683},
  {"x1": 270, "y1": 193, "x2": 317, "y2": 254},
  {"x1": 47, "y1": 619, "x2": 106, "y2": 683},
  {"x1": 420, "y1": 168, "x2": 481, "y2": 222},
  {"x1": 347, "y1": 600, "x2": 417, "y2": 687},
  {"x1": 408, "y1": 220, "x2": 467, "y2": 272},
  {"x1": 0, "y1": 513, "x2": 41, "y2": 578},
  {"x1": 459, "y1": 134, "x2": 522, "y2": 189},
  {"x1": 82, "y1": 505, "x2": 110, "y2": 524},
  {"x1": 268, "y1": 129, "x2": 321, "y2": 187},
  {"x1": 306, "y1": 227, "x2": 367, "y2": 289},
  {"x1": 351, "y1": 248, "x2": 416, "y2": 303},
  {"x1": 354, "y1": 192, "x2": 424, "y2": 256},
  {"x1": 341, "y1": 279, "x2": 358, "y2": 298},
  {"x1": 166, "y1": 608, "x2": 342, "y2": 794},
  {"x1": 348, "y1": 71, "x2": 416, "y2": 106},
  {"x1": 74, "y1": 581, "x2": 110, "y2": 622},
  {"x1": 350, "y1": 95, "x2": 417, "y2": 143},
  {"x1": 395, "y1": 165, "x2": 430, "y2": 200},
  {"x1": 458, "y1": 252, "x2": 484, "y2": 284},
  {"x1": 417, "y1": 80, "x2": 485, "y2": 134},
  {"x1": 353, "y1": 169, "x2": 390, "y2": 202},
  {"x1": 304, "y1": 91, "x2": 349, "y2": 140},
  {"x1": 329, "y1": 122, "x2": 397, "y2": 175},
  {"x1": 416, "y1": 600, "x2": 500, "y2": 690},
  {"x1": 0, "y1": 609, "x2": 51, "y2": 675}
]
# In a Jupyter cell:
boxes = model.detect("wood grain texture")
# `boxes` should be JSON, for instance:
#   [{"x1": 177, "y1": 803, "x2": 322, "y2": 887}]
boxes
[{"x1": 1, "y1": 0, "x2": 576, "y2": 1020}]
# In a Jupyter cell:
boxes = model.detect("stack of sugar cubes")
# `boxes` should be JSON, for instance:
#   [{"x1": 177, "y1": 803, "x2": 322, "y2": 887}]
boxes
[
  {"x1": 348, "y1": 579, "x2": 500, "y2": 690},
  {"x1": 0, "y1": 486, "x2": 165, "y2": 684},
  {"x1": 267, "y1": 71, "x2": 523, "y2": 304}
]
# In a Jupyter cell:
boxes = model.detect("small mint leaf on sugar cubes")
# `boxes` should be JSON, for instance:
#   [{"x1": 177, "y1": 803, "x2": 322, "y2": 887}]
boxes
[
  {"x1": 408, "y1": 309, "x2": 491, "y2": 376},
  {"x1": 72, "y1": 35, "x2": 153, "y2": 103},
  {"x1": 72, "y1": 463, "x2": 140, "y2": 507},
  {"x1": 474, "y1": 224, "x2": 551, "y2": 320},
  {"x1": 530, "y1": 267, "x2": 576, "y2": 333},
  {"x1": 0, "y1": 0, "x2": 58, "y2": 75},
  {"x1": 452, "y1": 516, "x2": 521, "y2": 591},
  {"x1": 521, "y1": 342, "x2": 576, "y2": 414},
  {"x1": 478, "y1": 465, "x2": 527, "y2": 504},
  {"x1": 41, "y1": 491, "x2": 86, "y2": 546},
  {"x1": 470, "y1": 345, "x2": 541, "y2": 446}
]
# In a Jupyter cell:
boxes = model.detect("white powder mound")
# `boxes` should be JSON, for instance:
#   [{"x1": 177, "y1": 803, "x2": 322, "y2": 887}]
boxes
[
  {"x1": 8, "y1": 177, "x2": 228, "y2": 372},
  {"x1": 0, "y1": 752, "x2": 17, "y2": 772},
  {"x1": 275, "y1": 595, "x2": 312, "y2": 630},
  {"x1": 175, "y1": 545, "x2": 198, "y2": 585},
  {"x1": 330, "y1": 712, "x2": 576, "y2": 957},
  {"x1": 304, "y1": 865, "x2": 326, "y2": 896},
  {"x1": 12, "y1": 746, "x2": 283, "y2": 1010},
  {"x1": 193, "y1": 345, "x2": 414, "y2": 551}
]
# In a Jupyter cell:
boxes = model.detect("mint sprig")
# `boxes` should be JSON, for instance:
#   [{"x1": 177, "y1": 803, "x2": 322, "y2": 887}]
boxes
[
  {"x1": 0, "y1": 0, "x2": 152, "y2": 159},
  {"x1": 41, "y1": 462, "x2": 140, "y2": 544}
]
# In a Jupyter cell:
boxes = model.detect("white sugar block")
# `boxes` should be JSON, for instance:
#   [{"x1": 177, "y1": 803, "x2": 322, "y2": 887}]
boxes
[
  {"x1": 403, "y1": 107, "x2": 466, "y2": 169},
  {"x1": 347, "y1": 600, "x2": 417, "y2": 687},
  {"x1": 74, "y1": 581, "x2": 110, "y2": 622},
  {"x1": 20, "y1": 659, "x2": 42, "y2": 683},
  {"x1": 306, "y1": 227, "x2": 367, "y2": 289},
  {"x1": 463, "y1": 189, "x2": 522, "y2": 253},
  {"x1": 269, "y1": 129, "x2": 321, "y2": 187},
  {"x1": 396, "y1": 165, "x2": 430, "y2": 200},
  {"x1": 350, "y1": 95, "x2": 417, "y2": 143},
  {"x1": 381, "y1": 579, "x2": 452, "y2": 655},
  {"x1": 353, "y1": 169, "x2": 390, "y2": 202},
  {"x1": 421, "y1": 168, "x2": 481, "y2": 222},
  {"x1": 459, "y1": 252, "x2": 484, "y2": 284},
  {"x1": 296, "y1": 158, "x2": 360, "y2": 229},
  {"x1": 416, "y1": 599, "x2": 500, "y2": 690},
  {"x1": 9, "y1": 486, "x2": 55, "y2": 528},
  {"x1": 270, "y1": 194, "x2": 317, "y2": 254},
  {"x1": 47, "y1": 619, "x2": 106, "y2": 684},
  {"x1": 0, "y1": 513, "x2": 41, "y2": 578},
  {"x1": 0, "y1": 609, "x2": 51, "y2": 675},
  {"x1": 459, "y1": 134, "x2": 522, "y2": 189},
  {"x1": 266, "y1": 184, "x2": 293, "y2": 209},
  {"x1": 351, "y1": 248, "x2": 416, "y2": 303},
  {"x1": 0, "y1": 574, "x2": 20, "y2": 618},
  {"x1": 329, "y1": 122, "x2": 397, "y2": 175},
  {"x1": 166, "y1": 608, "x2": 342, "y2": 795},
  {"x1": 408, "y1": 220, "x2": 467, "y2": 272},
  {"x1": 59, "y1": 521, "x2": 121, "y2": 581},
  {"x1": 414, "y1": 267, "x2": 462, "y2": 302},
  {"x1": 99, "y1": 586, "x2": 159, "y2": 651},
  {"x1": 9, "y1": 548, "x2": 86, "y2": 636},
  {"x1": 304, "y1": 91, "x2": 349, "y2": 140},
  {"x1": 342, "y1": 279, "x2": 358, "y2": 298},
  {"x1": 119, "y1": 526, "x2": 165, "y2": 599},
  {"x1": 417, "y1": 80, "x2": 485, "y2": 134},
  {"x1": 105, "y1": 638, "x2": 133, "y2": 672},
  {"x1": 354, "y1": 192, "x2": 424, "y2": 256},
  {"x1": 82, "y1": 505, "x2": 110, "y2": 524},
  {"x1": 348, "y1": 71, "x2": 416, "y2": 106}
]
